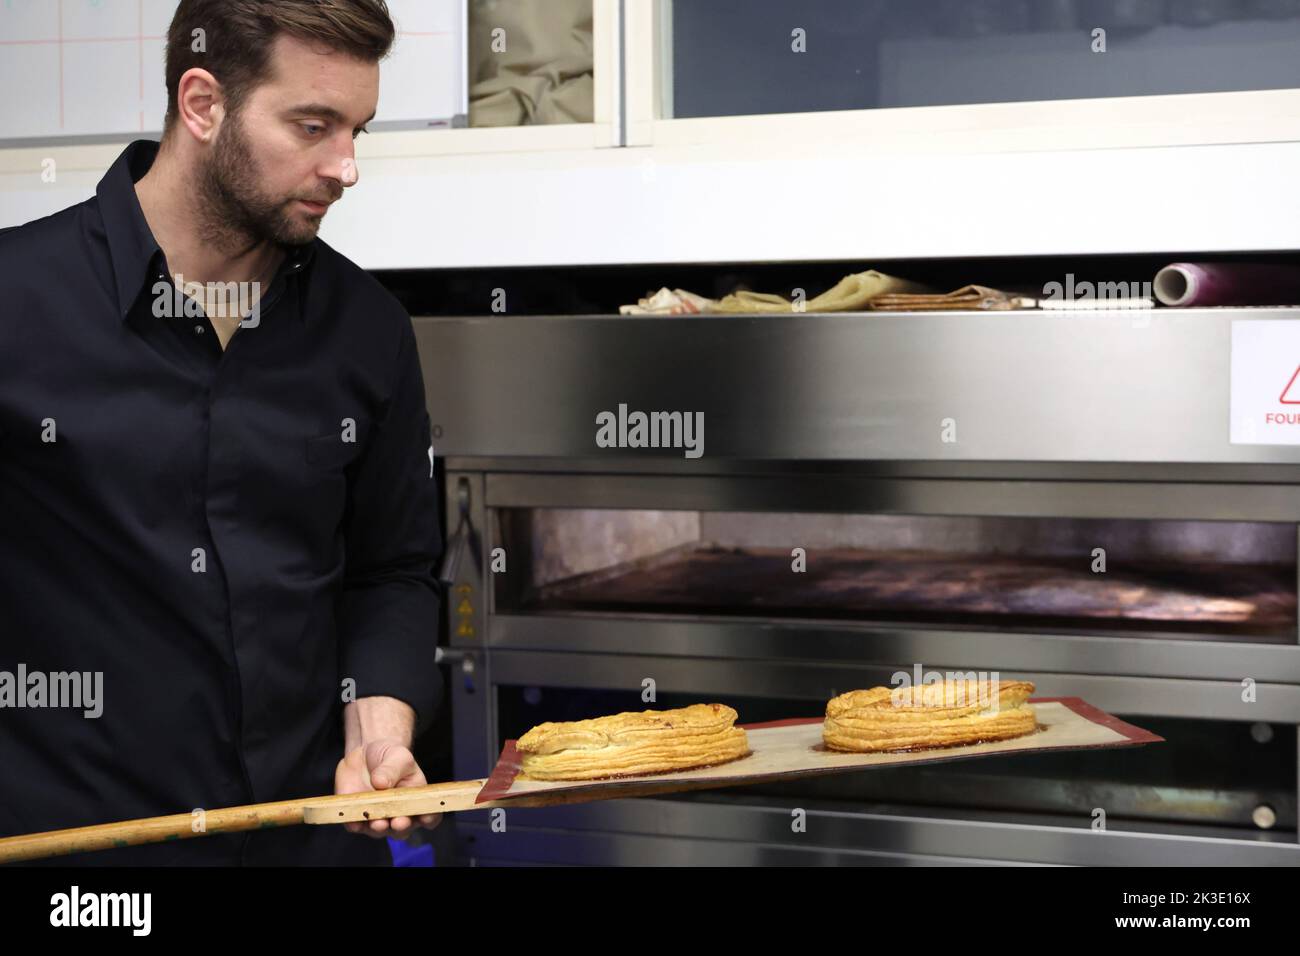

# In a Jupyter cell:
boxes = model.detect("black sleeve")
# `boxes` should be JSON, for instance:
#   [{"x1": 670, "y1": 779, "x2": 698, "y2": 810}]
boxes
[{"x1": 336, "y1": 320, "x2": 443, "y2": 737}]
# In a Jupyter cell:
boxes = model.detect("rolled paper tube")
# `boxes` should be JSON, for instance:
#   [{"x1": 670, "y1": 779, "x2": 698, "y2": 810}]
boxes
[{"x1": 1153, "y1": 263, "x2": 1300, "y2": 308}]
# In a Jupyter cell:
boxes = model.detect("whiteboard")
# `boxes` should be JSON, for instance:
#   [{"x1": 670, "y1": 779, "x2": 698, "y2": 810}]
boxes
[{"x1": 0, "y1": 0, "x2": 467, "y2": 145}]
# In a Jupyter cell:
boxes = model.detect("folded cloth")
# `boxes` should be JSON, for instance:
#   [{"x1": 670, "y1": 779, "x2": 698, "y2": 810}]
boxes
[
  {"x1": 712, "y1": 270, "x2": 933, "y2": 313},
  {"x1": 468, "y1": 0, "x2": 594, "y2": 127},
  {"x1": 622, "y1": 278, "x2": 1049, "y2": 316},
  {"x1": 619, "y1": 287, "x2": 718, "y2": 315},
  {"x1": 869, "y1": 284, "x2": 1037, "y2": 311},
  {"x1": 618, "y1": 270, "x2": 949, "y2": 316}
]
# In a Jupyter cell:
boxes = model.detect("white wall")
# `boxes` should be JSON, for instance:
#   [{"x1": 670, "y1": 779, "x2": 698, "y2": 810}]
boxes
[{"x1": 3, "y1": 124, "x2": 1299, "y2": 266}]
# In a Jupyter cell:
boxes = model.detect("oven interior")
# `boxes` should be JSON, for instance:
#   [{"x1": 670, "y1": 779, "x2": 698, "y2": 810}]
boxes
[{"x1": 495, "y1": 508, "x2": 1297, "y2": 641}]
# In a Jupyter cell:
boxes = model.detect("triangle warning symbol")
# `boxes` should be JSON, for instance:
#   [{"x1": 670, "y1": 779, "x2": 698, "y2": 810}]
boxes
[{"x1": 1281, "y1": 366, "x2": 1300, "y2": 404}]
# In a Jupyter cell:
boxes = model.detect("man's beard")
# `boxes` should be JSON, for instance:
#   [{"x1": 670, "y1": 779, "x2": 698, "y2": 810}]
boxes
[{"x1": 196, "y1": 112, "x2": 328, "y2": 251}]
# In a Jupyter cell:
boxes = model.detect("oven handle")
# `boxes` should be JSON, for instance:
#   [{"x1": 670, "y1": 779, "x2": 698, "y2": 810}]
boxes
[
  {"x1": 438, "y1": 476, "x2": 477, "y2": 587},
  {"x1": 434, "y1": 646, "x2": 477, "y2": 694}
]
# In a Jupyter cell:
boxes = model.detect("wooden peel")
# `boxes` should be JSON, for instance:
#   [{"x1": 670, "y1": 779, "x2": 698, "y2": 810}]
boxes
[
  {"x1": 0, "y1": 774, "x2": 762, "y2": 864},
  {"x1": 3, "y1": 700, "x2": 1154, "y2": 863},
  {"x1": 0, "y1": 779, "x2": 487, "y2": 864}
]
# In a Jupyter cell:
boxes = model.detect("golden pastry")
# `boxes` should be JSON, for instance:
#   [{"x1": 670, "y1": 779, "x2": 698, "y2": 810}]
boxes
[
  {"x1": 517, "y1": 703, "x2": 750, "y2": 780},
  {"x1": 823, "y1": 679, "x2": 1037, "y2": 753}
]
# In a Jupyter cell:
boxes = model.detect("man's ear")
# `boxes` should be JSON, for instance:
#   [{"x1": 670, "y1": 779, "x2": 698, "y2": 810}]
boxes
[{"x1": 176, "y1": 67, "x2": 224, "y2": 143}]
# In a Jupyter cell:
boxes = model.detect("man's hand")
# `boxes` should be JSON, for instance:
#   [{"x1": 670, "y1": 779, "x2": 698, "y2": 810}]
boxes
[{"x1": 336, "y1": 696, "x2": 442, "y2": 838}]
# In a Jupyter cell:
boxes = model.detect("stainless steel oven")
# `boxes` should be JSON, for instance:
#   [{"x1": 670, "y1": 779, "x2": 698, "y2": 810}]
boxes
[{"x1": 416, "y1": 308, "x2": 1300, "y2": 865}]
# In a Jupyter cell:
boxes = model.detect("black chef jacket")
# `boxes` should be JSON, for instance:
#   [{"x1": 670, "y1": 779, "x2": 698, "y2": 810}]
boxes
[{"x1": 0, "y1": 140, "x2": 443, "y2": 866}]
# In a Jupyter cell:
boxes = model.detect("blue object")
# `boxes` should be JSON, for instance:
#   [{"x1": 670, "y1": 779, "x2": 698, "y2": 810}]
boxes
[{"x1": 388, "y1": 837, "x2": 435, "y2": 867}]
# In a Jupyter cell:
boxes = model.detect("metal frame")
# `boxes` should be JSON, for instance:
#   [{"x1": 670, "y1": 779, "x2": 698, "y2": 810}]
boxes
[
  {"x1": 483, "y1": 472, "x2": 1300, "y2": 522},
  {"x1": 0, "y1": 0, "x2": 621, "y2": 164},
  {"x1": 442, "y1": 464, "x2": 1300, "y2": 864},
  {"x1": 444, "y1": 472, "x2": 496, "y2": 780},
  {"x1": 455, "y1": 797, "x2": 1300, "y2": 867},
  {"x1": 488, "y1": 618, "x2": 1300, "y2": 687},
  {"x1": 626, "y1": 0, "x2": 1300, "y2": 153},
  {"x1": 416, "y1": 310, "x2": 1300, "y2": 464}
]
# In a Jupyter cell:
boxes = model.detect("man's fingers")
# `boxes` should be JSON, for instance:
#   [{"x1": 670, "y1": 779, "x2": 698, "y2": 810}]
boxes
[
  {"x1": 367, "y1": 742, "x2": 416, "y2": 790},
  {"x1": 347, "y1": 817, "x2": 435, "y2": 837},
  {"x1": 338, "y1": 742, "x2": 434, "y2": 839}
]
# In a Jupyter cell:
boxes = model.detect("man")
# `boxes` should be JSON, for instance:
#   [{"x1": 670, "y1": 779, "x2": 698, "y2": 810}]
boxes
[{"x1": 0, "y1": 0, "x2": 443, "y2": 865}]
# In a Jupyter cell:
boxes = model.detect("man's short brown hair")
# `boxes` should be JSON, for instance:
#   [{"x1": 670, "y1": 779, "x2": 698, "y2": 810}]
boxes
[{"x1": 163, "y1": 0, "x2": 395, "y2": 133}]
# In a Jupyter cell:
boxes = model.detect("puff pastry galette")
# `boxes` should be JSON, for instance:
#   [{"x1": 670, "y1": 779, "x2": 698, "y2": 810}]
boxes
[
  {"x1": 823, "y1": 679, "x2": 1038, "y2": 753},
  {"x1": 517, "y1": 703, "x2": 750, "y2": 780}
]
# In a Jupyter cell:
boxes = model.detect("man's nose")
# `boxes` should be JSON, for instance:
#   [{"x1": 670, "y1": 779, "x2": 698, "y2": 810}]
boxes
[{"x1": 323, "y1": 138, "x2": 360, "y2": 189}]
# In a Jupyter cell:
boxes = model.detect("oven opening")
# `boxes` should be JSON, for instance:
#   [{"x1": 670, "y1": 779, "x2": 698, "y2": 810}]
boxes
[
  {"x1": 494, "y1": 509, "x2": 1297, "y2": 641},
  {"x1": 496, "y1": 685, "x2": 1296, "y2": 835}
]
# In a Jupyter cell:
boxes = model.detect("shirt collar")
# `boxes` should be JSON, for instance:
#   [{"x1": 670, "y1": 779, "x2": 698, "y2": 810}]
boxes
[{"x1": 96, "y1": 139, "x2": 318, "y2": 324}]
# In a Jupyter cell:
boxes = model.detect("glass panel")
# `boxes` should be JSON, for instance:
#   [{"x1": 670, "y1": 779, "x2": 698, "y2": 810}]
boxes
[
  {"x1": 667, "y1": 0, "x2": 1300, "y2": 118},
  {"x1": 467, "y1": 0, "x2": 594, "y2": 126}
]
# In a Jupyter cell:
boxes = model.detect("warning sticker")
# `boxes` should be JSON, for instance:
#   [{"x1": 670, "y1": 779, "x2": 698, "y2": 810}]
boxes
[{"x1": 1231, "y1": 320, "x2": 1300, "y2": 445}]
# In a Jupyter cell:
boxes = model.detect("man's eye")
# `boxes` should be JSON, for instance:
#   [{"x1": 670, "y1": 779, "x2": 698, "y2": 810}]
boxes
[
  {"x1": 352, "y1": 126, "x2": 370, "y2": 140},
  {"x1": 301, "y1": 123, "x2": 325, "y2": 136}
]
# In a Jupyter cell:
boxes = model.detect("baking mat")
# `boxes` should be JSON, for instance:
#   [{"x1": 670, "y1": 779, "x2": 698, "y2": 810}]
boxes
[{"x1": 476, "y1": 697, "x2": 1162, "y2": 804}]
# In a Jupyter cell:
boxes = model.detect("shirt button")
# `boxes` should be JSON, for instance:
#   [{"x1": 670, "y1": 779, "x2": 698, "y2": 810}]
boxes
[{"x1": 194, "y1": 325, "x2": 205, "y2": 335}]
